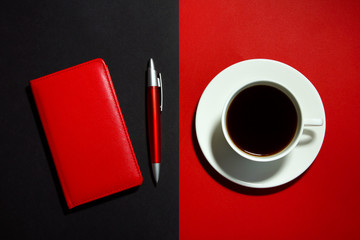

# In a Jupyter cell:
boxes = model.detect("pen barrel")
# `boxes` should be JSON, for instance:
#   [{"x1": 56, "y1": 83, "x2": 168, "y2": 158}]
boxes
[{"x1": 147, "y1": 87, "x2": 161, "y2": 164}]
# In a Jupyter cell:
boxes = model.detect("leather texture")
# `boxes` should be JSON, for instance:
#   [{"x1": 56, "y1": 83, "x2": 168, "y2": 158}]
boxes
[{"x1": 30, "y1": 58, "x2": 142, "y2": 208}]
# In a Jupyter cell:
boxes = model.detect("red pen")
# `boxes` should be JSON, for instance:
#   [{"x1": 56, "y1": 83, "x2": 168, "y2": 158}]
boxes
[{"x1": 147, "y1": 58, "x2": 163, "y2": 184}]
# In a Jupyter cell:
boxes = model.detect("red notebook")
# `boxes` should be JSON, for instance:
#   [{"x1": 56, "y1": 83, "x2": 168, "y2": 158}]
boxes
[{"x1": 30, "y1": 59, "x2": 143, "y2": 208}]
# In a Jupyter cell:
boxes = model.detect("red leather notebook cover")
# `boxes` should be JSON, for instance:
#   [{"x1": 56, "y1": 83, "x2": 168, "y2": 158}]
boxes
[{"x1": 30, "y1": 59, "x2": 143, "y2": 209}]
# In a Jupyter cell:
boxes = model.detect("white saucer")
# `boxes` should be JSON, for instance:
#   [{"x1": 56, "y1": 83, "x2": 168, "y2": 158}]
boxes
[{"x1": 195, "y1": 59, "x2": 326, "y2": 188}]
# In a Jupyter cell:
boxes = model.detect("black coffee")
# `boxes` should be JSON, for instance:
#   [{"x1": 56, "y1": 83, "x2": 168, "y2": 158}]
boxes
[{"x1": 226, "y1": 85, "x2": 298, "y2": 156}]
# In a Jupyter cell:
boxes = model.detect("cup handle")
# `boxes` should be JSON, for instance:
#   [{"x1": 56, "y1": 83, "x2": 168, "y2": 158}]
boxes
[{"x1": 304, "y1": 118, "x2": 323, "y2": 126}]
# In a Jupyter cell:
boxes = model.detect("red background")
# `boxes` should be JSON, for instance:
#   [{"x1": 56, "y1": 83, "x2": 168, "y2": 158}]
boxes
[{"x1": 179, "y1": 0, "x2": 360, "y2": 239}]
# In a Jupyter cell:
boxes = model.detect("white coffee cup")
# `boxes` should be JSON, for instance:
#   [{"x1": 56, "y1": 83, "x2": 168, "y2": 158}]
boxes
[{"x1": 221, "y1": 80, "x2": 323, "y2": 162}]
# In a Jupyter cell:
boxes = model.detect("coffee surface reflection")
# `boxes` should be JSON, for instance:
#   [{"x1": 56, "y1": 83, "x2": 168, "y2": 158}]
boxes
[{"x1": 226, "y1": 85, "x2": 298, "y2": 156}]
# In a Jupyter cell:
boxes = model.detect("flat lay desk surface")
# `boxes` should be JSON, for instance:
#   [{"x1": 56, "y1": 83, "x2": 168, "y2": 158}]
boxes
[
  {"x1": 180, "y1": 0, "x2": 360, "y2": 239},
  {"x1": 1, "y1": 0, "x2": 360, "y2": 239}
]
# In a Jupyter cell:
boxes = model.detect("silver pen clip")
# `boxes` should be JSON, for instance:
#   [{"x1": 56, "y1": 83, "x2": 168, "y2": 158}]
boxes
[{"x1": 157, "y1": 73, "x2": 163, "y2": 112}]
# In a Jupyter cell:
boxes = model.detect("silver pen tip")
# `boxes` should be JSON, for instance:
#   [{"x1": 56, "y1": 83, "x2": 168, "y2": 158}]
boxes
[
  {"x1": 149, "y1": 58, "x2": 154, "y2": 69},
  {"x1": 152, "y1": 163, "x2": 160, "y2": 184}
]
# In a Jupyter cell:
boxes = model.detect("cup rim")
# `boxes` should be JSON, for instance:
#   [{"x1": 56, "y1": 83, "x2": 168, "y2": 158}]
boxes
[{"x1": 221, "y1": 80, "x2": 304, "y2": 162}]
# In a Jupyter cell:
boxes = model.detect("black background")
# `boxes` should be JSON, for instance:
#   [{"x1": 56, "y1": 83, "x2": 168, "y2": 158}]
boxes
[{"x1": 0, "y1": 1, "x2": 178, "y2": 239}]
